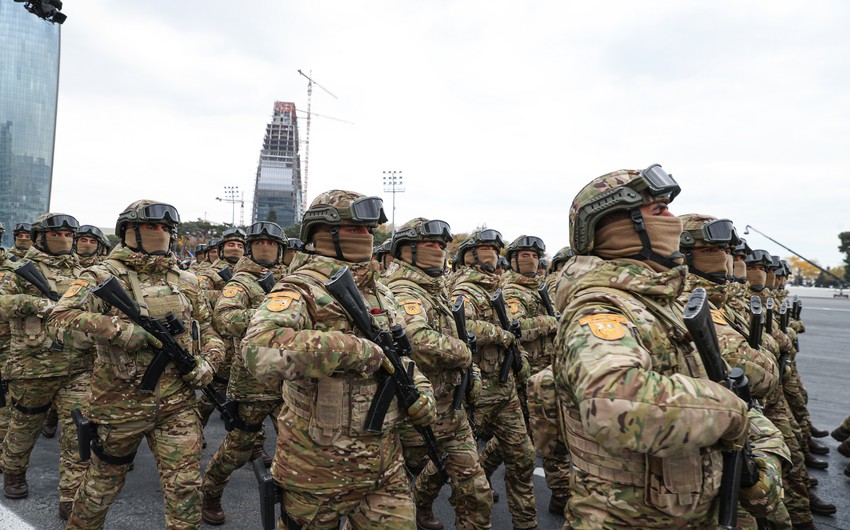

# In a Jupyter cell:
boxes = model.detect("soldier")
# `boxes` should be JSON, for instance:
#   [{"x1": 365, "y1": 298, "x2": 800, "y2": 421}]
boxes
[
  {"x1": 425, "y1": 228, "x2": 539, "y2": 530},
  {"x1": 241, "y1": 190, "x2": 436, "y2": 529},
  {"x1": 190, "y1": 243, "x2": 208, "y2": 273},
  {"x1": 545, "y1": 246, "x2": 574, "y2": 299},
  {"x1": 46, "y1": 200, "x2": 225, "y2": 529},
  {"x1": 75, "y1": 224, "x2": 110, "y2": 267},
  {"x1": 206, "y1": 237, "x2": 221, "y2": 265},
  {"x1": 385, "y1": 217, "x2": 492, "y2": 530},
  {"x1": 554, "y1": 166, "x2": 753, "y2": 528},
  {"x1": 0, "y1": 213, "x2": 90, "y2": 519},
  {"x1": 201, "y1": 221, "x2": 288, "y2": 525},
  {"x1": 10, "y1": 223, "x2": 33, "y2": 260},
  {"x1": 282, "y1": 237, "x2": 304, "y2": 269},
  {"x1": 0, "y1": 221, "x2": 13, "y2": 446}
]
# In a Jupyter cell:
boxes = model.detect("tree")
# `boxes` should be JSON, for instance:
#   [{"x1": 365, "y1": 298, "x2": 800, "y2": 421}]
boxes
[
  {"x1": 787, "y1": 256, "x2": 821, "y2": 285},
  {"x1": 838, "y1": 232, "x2": 850, "y2": 281}
]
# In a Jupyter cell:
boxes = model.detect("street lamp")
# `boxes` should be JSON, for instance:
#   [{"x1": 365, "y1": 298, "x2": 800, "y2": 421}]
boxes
[
  {"x1": 382, "y1": 171, "x2": 405, "y2": 238},
  {"x1": 744, "y1": 224, "x2": 848, "y2": 288},
  {"x1": 216, "y1": 186, "x2": 240, "y2": 226}
]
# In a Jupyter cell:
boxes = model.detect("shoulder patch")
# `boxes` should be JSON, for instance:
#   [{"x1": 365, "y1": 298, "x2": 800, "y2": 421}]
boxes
[
  {"x1": 710, "y1": 309, "x2": 726, "y2": 325},
  {"x1": 506, "y1": 298, "x2": 521, "y2": 315},
  {"x1": 222, "y1": 285, "x2": 244, "y2": 298},
  {"x1": 399, "y1": 298, "x2": 423, "y2": 316},
  {"x1": 64, "y1": 278, "x2": 90, "y2": 298},
  {"x1": 266, "y1": 290, "x2": 301, "y2": 312},
  {"x1": 578, "y1": 313, "x2": 629, "y2": 341}
]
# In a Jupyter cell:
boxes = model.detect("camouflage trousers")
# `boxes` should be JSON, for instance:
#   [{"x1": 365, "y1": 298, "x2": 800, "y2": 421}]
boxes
[
  {"x1": 202, "y1": 400, "x2": 281, "y2": 499},
  {"x1": 197, "y1": 378, "x2": 228, "y2": 426},
  {"x1": 66, "y1": 406, "x2": 203, "y2": 530},
  {"x1": 783, "y1": 366, "x2": 811, "y2": 450},
  {"x1": 423, "y1": 387, "x2": 537, "y2": 529},
  {"x1": 408, "y1": 410, "x2": 493, "y2": 530},
  {"x1": 765, "y1": 397, "x2": 810, "y2": 526},
  {"x1": 0, "y1": 372, "x2": 90, "y2": 502}
]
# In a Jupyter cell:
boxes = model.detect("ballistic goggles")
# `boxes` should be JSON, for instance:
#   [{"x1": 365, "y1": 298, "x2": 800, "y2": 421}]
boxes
[
  {"x1": 769, "y1": 255, "x2": 782, "y2": 271},
  {"x1": 13, "y1": 223, "x2": 31, "y2": 233},
  {"x1": 287, "y1": 238, "x2": 304, "y2": 251},
  {"x1": 637, "y1": 164, "x2": 681, "y2": 201},
  {"x1": 732, "y1": 238, "x2": 752, "y2": 257},
  {"x1": 222, "y1": 227, "x2": 247, "y2": 240},
  {"x1": 248, "y1": 222, "x2": 284, "y2": 239},
  {"x1": 303, "y1": 196, "x2": 388, "y2": 226},
  {"x1": 126, "y1": 204, "x2": 180, "y2": 225},
  {"x1": 511, "y1": 235, "x2": 546, "y2": 255},
  {"x1": 396, "y1": 219, "x2": 453, "y2": 243},
  {"x1": 474, "y1": 229, "x2": 505, "y2": 248},
  {"x1": 681, "y1": 219, "x2": 740, "y2": 247},
  {"x1": 41, "y1": 214, "x2": 79, "y2": 232},
  {"x1": 746, "y1": 249, "x2": 773, "y2": 266},
  {"x1": 77, "y1": 225, "x2": 105, "y2": 240}
]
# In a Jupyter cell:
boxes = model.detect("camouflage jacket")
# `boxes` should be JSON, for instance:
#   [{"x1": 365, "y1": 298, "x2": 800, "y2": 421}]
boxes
[
  {"x1": 554, "y1": 256, "x2": 748, "y2": 528},
  {"x1": 386, "y1": 260, "x2": 472, "y2": 413},
  {"x1": 197, "y1": 258, "x2": 236, "y2": 379},
  {"x1": 501, "y1": 271, "x2": 558, "y2": 373},
  {"x1": 241, "y1": 252, "x2": 432, "y2": 492},
  {"x1": 45, "y1": 245, "x2": 225, "y2": 423},
  {"x1": 0, "y1": 247, "x2": 92, "y2": 379},
  {"x1": 0, "y1": 250, "x2": 17, "y2": 371},
  {"x1": 213, "y1": 256, "x2": 285, "y2": 401},
  {"x1": 451, "y1": 266, "x2": 524, "y2": 406},
  {"x1": 724, "y1": 288, "x2": 781, "y2": 361},
  {"x1": 77, "y1": 254, "x2": 105, "y2": 268},
  {"x1": 9, "y1": 246, "x2": 28, "y2": 261}
]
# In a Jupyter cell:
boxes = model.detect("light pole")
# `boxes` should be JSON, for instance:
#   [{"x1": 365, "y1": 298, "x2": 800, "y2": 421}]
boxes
[
  {"x1": 744, "y1": 224, "x2": 848, "y2": 288},
  {"x1": 382, "y1": 171, "x2": 405, "y2": 238},
  {"x1": 216, "y1": 186, "x2": 240, "y2": 226}
]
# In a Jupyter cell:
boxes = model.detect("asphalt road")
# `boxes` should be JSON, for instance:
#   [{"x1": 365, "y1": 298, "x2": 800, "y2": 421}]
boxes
[{"x1": 1, "y1": 294, "x2": 849, "y2": 529}]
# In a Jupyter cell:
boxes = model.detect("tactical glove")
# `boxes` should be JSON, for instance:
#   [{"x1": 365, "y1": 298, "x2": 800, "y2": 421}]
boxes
[
  {"x1": 739, "y1": 453, "x2": 783, "y2": 519},
  {"x1": 114, "y1": 321, "x2": 163, "y2": 352},
  {"x1": 407, "y1": 392, "x2": 436, "y2": 427},
  {"x1": 183, "y1": 358, "x2": 214, "y2": 389}
]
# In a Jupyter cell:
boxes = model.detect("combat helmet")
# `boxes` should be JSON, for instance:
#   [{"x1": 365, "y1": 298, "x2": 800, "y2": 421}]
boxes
[
  {"x1": 678, "y1": 214, "x2": 740, "y2": 284},
  {"x1": 115, "y1": 200, "x2": 180, "y2": 256},
  {"x1": 457, "y1": 229, "x2": 505, "y2": 273},
  {"x1": 245, "y1": 221, "x2": 286, "y2": 266},
  {"x1": 217, "y1": 227, "x2": 247, "y2": 264},
  {"x1": 31, "y1": 213, "x2": 79, "y2": 255},
  {"x1": 300, "y1": 190, "x2": 387, "y2": 242},
  {"x1": 75, "y1": 225, "x2": 110, "y2": 256},
  {"x1": 549, "y1": 246, "x2": 575, "y2": 273},
  {"x1": 569, "y1": 164, "x2": 681, "y2": 269},
  {"x1": 732, "y1": 238, "x2": 752, "y2": 258},
  {"x1": 391, "y1": 218, "x2": 452, "y2": 275},
  {"x1": 745, "y1": 249, "x2": 773, "y2": 268},
  {"x1": 506, "y1": 235, "x2": 546, "y2": 276}
]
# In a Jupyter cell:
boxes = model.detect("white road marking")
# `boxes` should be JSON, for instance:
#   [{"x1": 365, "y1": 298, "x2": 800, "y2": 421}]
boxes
[
  {"x1": 0, "y1": 504, "x2": 35, "y2": 530},
  {"x1": 807, "y1": 307, "x2": 850, "y2": 312},
  {"x1": 534, "y1": 467, "x2": 545, "y2": 477}
]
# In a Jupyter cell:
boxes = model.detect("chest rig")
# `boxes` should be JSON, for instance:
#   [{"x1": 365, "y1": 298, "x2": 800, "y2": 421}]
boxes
[
  {"x1": 281, "y1": 268, "x2": 400, "y2": 446},
  {"x1": 456, "y1": 280, "x2": 501, "y2": 375}
]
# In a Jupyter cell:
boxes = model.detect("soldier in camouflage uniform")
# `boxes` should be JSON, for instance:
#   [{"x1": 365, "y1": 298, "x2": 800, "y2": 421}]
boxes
[
  {"x1": 242, "y1": 190, "x2": 436, "y2": 529},
  {"x1": 545, "y1": 246, "x2": 573, "y2": 299},
  {"x1": 75, "y1": 224, "x2": 111, "y2": 268},
  {"x1": 46, "y1": 200, "x2": 226, "y2": 529},
  {"x1": 0, "y1": 221, "x2": 14, "y2": 446},
  {"x1": 554, "y1": 166, "x2": 753, "y2": 529},
  {"x1": 189, "y1": 243, "x2": 207, "y2": 273},
  {"x1": 419, "y1": 228, "x2": 539, "y2": 530},
  {"x1": 479, "y1": 235, "x2": 565, "y2": 515},
  {"x1": 9, "y1": 223, "x2": 32, "y2": 260},
  {"x1": 383, "y1": 217, "x2": 492, "y2": 530},
  {"x1": 283, "y1": 237, "x2": 305, "y2": 268},
  {"x1": 0, "y1": 213, "x2": 91, "y2": 519},
  {"x1": 202, "y1": 221, "x2": 289, "y2": 525}
]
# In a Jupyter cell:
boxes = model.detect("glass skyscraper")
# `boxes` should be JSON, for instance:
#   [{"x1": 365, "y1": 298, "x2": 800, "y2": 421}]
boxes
[
  {"x1": 0, "y1": 1, "x2": 61, "y2": 247},
  {"x1": 252, "y1": 101, "x2": 303, "y2": 228}
]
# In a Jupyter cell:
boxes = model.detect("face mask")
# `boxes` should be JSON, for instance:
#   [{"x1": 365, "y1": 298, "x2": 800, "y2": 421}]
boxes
[
  {"x1": 76, "y1": 240, "x2": 99, "y2": 257},
  {"x1": 691, "y1": 250, "x2": 730, "y2": 277},
  {"x1": 222, "y1": 245, "x2": 244, "y2": 264},
  {"x1": 725, "y1": 255, "x2": 734, "y2": 276},
  {"x1": 45, "y1": 233, "x2": 73, "y2": 255},
  {"x1": 516, "y1": 255, "x2": 539, "y2": 277},
  {"x1": 207, "y1": 249, "x2": 219, "y2": 263},
  {"x1": 733, "y1": 260, "x2": 747, "y2": 281},
  {"x1": 251, "y1": 242, "x2": 279, "y2": 266},
  {"x1": 747, "y1": 268, "x2": 767, "y2": 290},
  {"x1": 283, "y1": 249, "x2": 297, "y2": 266},
  {"x1": 401, "y1": 245, "x2": 446, "y2": 277},
  {"x1": 15, "y1": 237, "x2": 32, "y2": 250},
  {"x1": 465, "y1": 248, "x2": 498, "y2": 272},
  {"x1": 766, "y1": 270, "x2": 777, "y2": 289},
  {"x1": 126, "y1": 225, "x2": 171, "y2": 255},
  {"x1": 313, "y1": 231, "x2": 374, "y2": 263},
  {"x1": 594, "y1": 216, "x2": 684, "y2": 270}
]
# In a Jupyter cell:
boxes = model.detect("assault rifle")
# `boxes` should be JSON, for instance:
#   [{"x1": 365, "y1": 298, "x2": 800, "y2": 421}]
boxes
[
  {"x1": 792, "y1": 296, "x2": 802, "y2": 321},
  {"x1": 683, "y1": 288, "x2": 761, "y2": 530},
  {"x1": 13, "y1": 261, "x2": 63, "y2": 351},
  {"x1": 258, "y1": 271, "x2": 276, "y2": 294},
  {"x1": 253, "y1": 459, "x2": 303, "y2": 530},
  {"x1": 325, "y1": 266, "x2": 449, "y2": 481},
  {"x1": 764, "y1": 298, "x2": 774, "y2": 334},
  {"x1": 71, "y1": 408, "x2": 94, "y2": 461},
  {"x1": 777, "y1": 300, "x2": 790, "y2": 379},
  {"x1": 91, "y1": 276, "x2": 237, "y2": 431},
  {"x1": 537, "y1": 283, "x2": 559, "y2": 319},
  {"x1": 451, "y1": 296, "x2": 476, "y2": 428},
  {"x1": 490, "y1": 290, "x2": 523, "y2": 383},
  {"x1": 217, "y1": 266, "x2": 233, "y2": 283},
  {"x1": 747, "y1": 296, "x2": 763, "y2": 350}
]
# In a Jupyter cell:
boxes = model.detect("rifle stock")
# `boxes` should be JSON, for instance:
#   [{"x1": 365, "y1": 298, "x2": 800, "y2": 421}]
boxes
[
  {"x1": 451, "y1": 296, "x2": 476, "y2": 421},
  {"x1": 537, "y1": 283, "x2": 558, "y2": 318},
  {"x1": 217, "y1": 266, "x2": 233, "y2": 283},
  {"x1": 765, "y1": 298, "x2": 774, "y2": 334},
  {"x1": 258, "y1": 271, "x2": 276, "y2": 294},
  {"x1": 747, "y1": 296, "x2": 763, "y2": 349},
  {"x1": 71, "y1": 408, "x2": 94, "y2": 461},
  {"x1": 14, "y1": 261, "x2": 60, "y2": 302}
]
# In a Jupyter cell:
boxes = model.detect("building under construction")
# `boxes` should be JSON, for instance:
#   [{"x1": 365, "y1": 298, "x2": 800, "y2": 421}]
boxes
[{"x1": 252, "y1": 101, "x2": 302, "y2": 228}]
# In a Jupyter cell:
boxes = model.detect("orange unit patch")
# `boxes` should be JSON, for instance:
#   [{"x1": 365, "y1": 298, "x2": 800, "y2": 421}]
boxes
[{"x1": 578, "y1": 314, "x2": 628, "y2": 341}]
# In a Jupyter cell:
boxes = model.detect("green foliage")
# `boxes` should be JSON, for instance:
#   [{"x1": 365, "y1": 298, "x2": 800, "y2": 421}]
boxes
[{"x1": 838, "y1": 231, "x2": 850, "y2": 281}]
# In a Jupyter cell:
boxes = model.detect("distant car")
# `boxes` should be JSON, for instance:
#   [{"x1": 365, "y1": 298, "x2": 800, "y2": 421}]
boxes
[{"x1": 834, "y1": 289, "x2": 849, "y2": 299}]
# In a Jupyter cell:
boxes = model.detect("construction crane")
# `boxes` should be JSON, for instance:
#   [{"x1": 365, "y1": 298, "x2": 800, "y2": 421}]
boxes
[{"x1": 297, "y1": 69, "x2": 339, "y2": 213}]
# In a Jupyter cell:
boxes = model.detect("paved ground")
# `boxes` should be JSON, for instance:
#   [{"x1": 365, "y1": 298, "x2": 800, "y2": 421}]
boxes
[{"x1": 0, "y1": 294, "x2": 848, "y2": 529}]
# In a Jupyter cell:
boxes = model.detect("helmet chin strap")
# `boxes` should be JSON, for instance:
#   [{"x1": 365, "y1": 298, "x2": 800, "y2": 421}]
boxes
[
  {"x1": 329, "y1": 226, "x2": 346, "y2": 261},
  {"x1": 470, "y1": 247, "x2": 495, "y2": 273},
  {"x1": 627, "y1": 208, "x2": 683, "y2": 270},
  {"x1": 684, "y1": 251, "x2": 727, "y2": 285},
  {"x1": 128, "y1": 225, "x2": 170, "y2": 256}
]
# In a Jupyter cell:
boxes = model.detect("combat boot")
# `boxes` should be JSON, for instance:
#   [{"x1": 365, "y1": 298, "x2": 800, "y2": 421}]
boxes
[
  {"x1": 792, "y1": 523, "x2": 819, "y2": 530},
  {"x1": 809, "y1": 477, "x2": 819, "y2": 488},
  {"x1": 250, "y1": 444, "x2": 273, "y2": 468},
  {"x1": 415, "y1": 505, "x2": 444, "y2": 530},
  {"x1": 548, "y1": 494, "x2": 568, "y2": 516},
  {"x1": 202, "y1": 493, "x2": 225, "y2": 525},
  {"x1": 809, "y1": 438, "x2": 829, "y2": 455},
  {"x1": 808, "y1": 491, "x2": 836, "y2": 516},
  {"x1": 42, "y1": 407, "x2": 58, "y2": 438},
  {"x1": 805, "y1": 452, "x2": 828, "y2": 470},
  {"x1": 487, "y1": 475, "x2": 499, "y2": 504},
  {"x1": 809, "y1": 421, "x2": 828, "y2": 438},
  {"x1": 831, "y1": 423, "x2": 850, "y2": 442},
  {"x1": 838, "y1": 438, "x2": 850, "y2": 458},
  {"x1": 59, "y1": 501, "x2": 72, "y2": 521},
  {"x1": 3, "y1": 471, "x2": 28, "y2": 499}
]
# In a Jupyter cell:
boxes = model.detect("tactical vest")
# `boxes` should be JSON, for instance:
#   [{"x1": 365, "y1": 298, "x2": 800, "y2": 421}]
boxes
[
  {"x1": 280, "y1": 267, "x2": 400, "y2": 445},
  {"x1": 454, "y1": 280, "x2": 502, "y2": 375}
]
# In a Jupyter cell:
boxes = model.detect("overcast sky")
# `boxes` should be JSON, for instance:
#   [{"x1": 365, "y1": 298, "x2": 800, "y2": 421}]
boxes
[{"x1": 44, "y1": 1, "x2": 850, "y2": 267}]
